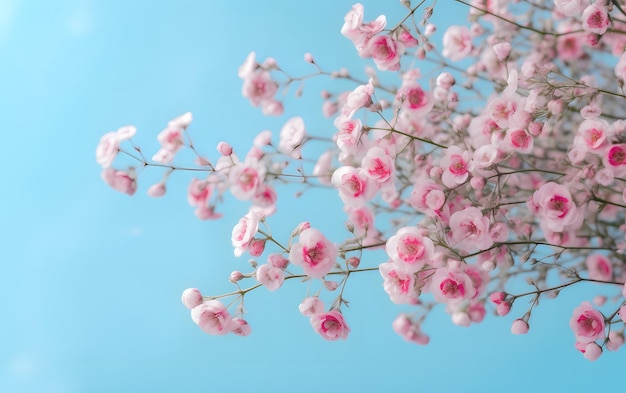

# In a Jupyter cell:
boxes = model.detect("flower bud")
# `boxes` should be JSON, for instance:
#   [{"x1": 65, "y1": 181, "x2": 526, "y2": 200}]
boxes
[
  {"x1": 181, "y1": 288, "x2": 203, "y2": 309},
  {"x1": 511, "y1": 319, "x2": 529, "y2": 334}
]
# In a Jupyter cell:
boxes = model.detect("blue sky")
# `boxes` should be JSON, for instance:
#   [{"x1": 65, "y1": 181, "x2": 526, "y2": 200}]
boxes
[{"x1": 1, "y1": 1, "x2": 622, "y2": 392}]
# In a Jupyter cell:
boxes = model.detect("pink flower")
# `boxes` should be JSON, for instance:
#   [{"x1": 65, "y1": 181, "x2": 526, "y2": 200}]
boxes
[
  {"x1": 101, "y1": 168, "x2": 136, "y2": 196},
  {"x1": 528, "y1": 182, "x2": 579, "y2": 232},
  {"x1": 242, "y1": 70, "x2": 277, "y2": 107},
  {"x1": 366, "y1": 34, "x2": 404, "y2": 71},
  {"x1": 603, "y1": 144, "x2": 626, "y2": 178},
  {"x1": 228, "y1": 159, "x2": 265, "y2": 201},
  {"x1": 332, "y1": 166, "x2": 377, "y2": 207},
  {"x1": 392, "y1": 314, "x2": 429, "y2": 345},
  {"x1": 396, "y1": 83, "x2": 434, "y2": 116},
  {"x1": 430, "y1": 266, "x2": 476, "y2": 305},
  {"x1": 342, "y1": 79, "x2": 374, "y2": 118},
  {"x1": 310, "y1": 311, "x2": 350, "y2": 340},
  {"x1": 440, "y1": 146, "x2": 474, "y2": 188},
  {"x1": 379, "y1": 262, "x2": 418, "y2": 304},
  {"x1": 181, "y1": 288, "x2": 203, "y2": 309},
  {"x1": 409, "y1": 180, "x2": 445, "y2": 214},
  {"x1": 278, "y1": 116, "x2": 306, "y2": 159},
  {"x1": 289, "y1": 228, "x2": 337, "y2": 278},
  {"x1": 255, "y1": 263, "x2": 285, "y2": 291},
  {"x1": 95, "y1": 125, "x2": 136, "y2": 168},
  {"x1": 449, "y1": 206, "x2": 493, "y2": 252},
  {"x1": 231, "y1": 318, "x2": 252, "y2": 336},
  {"x1": 361, "y1": 146, "x2": 393, "y2": 183},
  {"x1": 442, "y1": 25, "x2": 472, "y2": 61},
  {"x1": 585, "y1": 254, "x2": 612, "y2": 281},
  {"x1": 299, "y1": 297, "x2": 324, "y2": 316},
  {"x1": 385, "y1": 227, "x2": 434, "y2": 272},
  {"x1": 570, "y1": 302, "x2": 605, "y2": 344},
  {"x1": 554, "y1": 0, "x2": 584, "y2": 16},
  {"x1": 581, "y1": 4, "x2": 609, "y2": 35},
  {"x1": 191, "y1": 300, "x2": 236, "y2": 336},
  {"x1": 575, "y1": 118, "x2": 609, "y2": 152},
  {"x1": 231, "y1": 212, "x2": 259, "y2": 257}
]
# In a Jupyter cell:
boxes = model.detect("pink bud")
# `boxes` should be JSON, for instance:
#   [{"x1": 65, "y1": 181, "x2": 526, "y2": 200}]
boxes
[
  {"x1": 324, "y1": 280, "x2": 339, "y2": 291},
  {"x1": 268, "y1": 253, "x2": 289, "y2": 269},
  {"x1": 248, "y1": 239, "x2": 266, "y2": 257},
  {"x1": 291, "y1": 222, "x2": 310, "y2": 237},
  {"x1": 583, "y1": 342, "x2": 602, "y2": 361},
  {"x1": 217, "y1": 141, "x2": 233, "y2": 156},
  {"x1": 511, "y1": 319, "x2": 529, "y2": 334},
  {"x1": 496, "y1": 301, "x2": 512, "y2": 316},
  {"x1": 147, "y1": 182, "x2": 166, "y2": 197},
  {"x1": 424, "y1": 23, "x2": 436, "y2": 36},
  {"x1": 593, "y1": 295, "x2": 606, "y2": 307},
  {"x1": 346, "y1": 256, "x2": 360, "y2": 268},
  {"x1": 230, "y1": 271, "x2": 244, "y2": 282},
  {"x1": 493, "y1": 42, "x2": 512, "y2": 61},
  {"x1": 528, "y1": 121, "x2": 543, "y2": 137},
  {"x1": 181, "y1": 288, "x2": 203, "y2": 309},
  {"x1": 489, "y1": 292, "x2": 507, "y2": 304},
  {"x1": 304, "y1": 52, "x2": 315, "y2": 63}
]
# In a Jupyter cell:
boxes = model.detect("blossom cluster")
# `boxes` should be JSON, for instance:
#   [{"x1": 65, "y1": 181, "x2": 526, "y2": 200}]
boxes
[{"x1": 96, "y1": 0, "x2": 626, "y2": 360}]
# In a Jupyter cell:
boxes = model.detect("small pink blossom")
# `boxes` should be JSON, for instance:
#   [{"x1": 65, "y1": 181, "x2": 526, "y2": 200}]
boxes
[
  {"x1": 585, "y1": 254, "x2": 612, "y2": 281},
  {"x1": 231, "y1": 212, "x2": 260, "y2": 257},
  {"x1": 191, "y1": 300, "x2": 236, "y2": 336},
  {"x1": 299, "y1": 297, "x2": 325, "y2": 316},
  {"x1": 231, "y1": 318, "x2": 252, "y2": 336},
  {"x1": 449, "y1": 206, "x2": 493, "y2": 252},
  {"x1": 440, "y1": 146, "x2": 474, "y2": 188},
  {"x1": 392, "y1": 314, "x2": 429, "y2": 345},
  {"x1": 385, "y1": 227, "x2": 434, "y2": 272},
  {"x1": 101, "y1": 168, "x2": 136, "y2": 196},
  {"x1": 442, "y1": 25, "x2": 472, "y2": 61},
  {"x1": 279, "y1": 116, "x2": 306, "y2": 159},
  {"x1": 380, "y1": 262, "x2": 418, "y2": 304},
  {"x1": 361, "y1": 146, "x2": 393, "y2": 183},
  {"x1": 242, "y1": 70, "x2": 277, "y2": 107},
  {"x1": 528, "y1": 182, "x2": 579, "y2": 232},
  {"x1": 310, "y1": 311, "x2": 350, "y2": 340},
  {"x1": 342, "y1": 79, "x2": 374, "y2": 118},
  {"x1": 367, "y1": 34, "x2": 404, "y2": 71},
  {"x1": 255, "y1": 263, "x2": 285, "y2": 291},
  {"x1": 289, "y1": 228, "x2": 337, "y2": 278},
  {"x1": 581, "y1": 4, "x2": 610, "y2": 35},
  {"x1": 95, "y1": 126, "x2": 136, "y2": 168},
  {"x1": 332, "y1": 166, "x2": 377, "y2": 207},
  {"x1": 229, "y1": 159, "x2": 265, "y2": 200},
  {"x1": 430, "y1": 266, "x2": 476, "y2": 305},
  {"x1": 570, "y1": 301, "x2": 605, "y2": 344}
]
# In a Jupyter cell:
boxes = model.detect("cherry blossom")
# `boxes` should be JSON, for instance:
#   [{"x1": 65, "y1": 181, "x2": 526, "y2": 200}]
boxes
[
  {"x1": 310, "y1": 311, "x2": 350, "y2": 340},
  {"x1": 570, "y1": 302, "x2": 605, "y2": 344},
  {"x1": 289, "y1": 228, "x2": 337, "y2": 278}
]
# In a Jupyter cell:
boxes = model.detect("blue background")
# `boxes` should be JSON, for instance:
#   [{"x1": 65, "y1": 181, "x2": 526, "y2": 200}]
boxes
[{"x1": 1, "y1": 1, "x2": 621, "y2": 392}]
